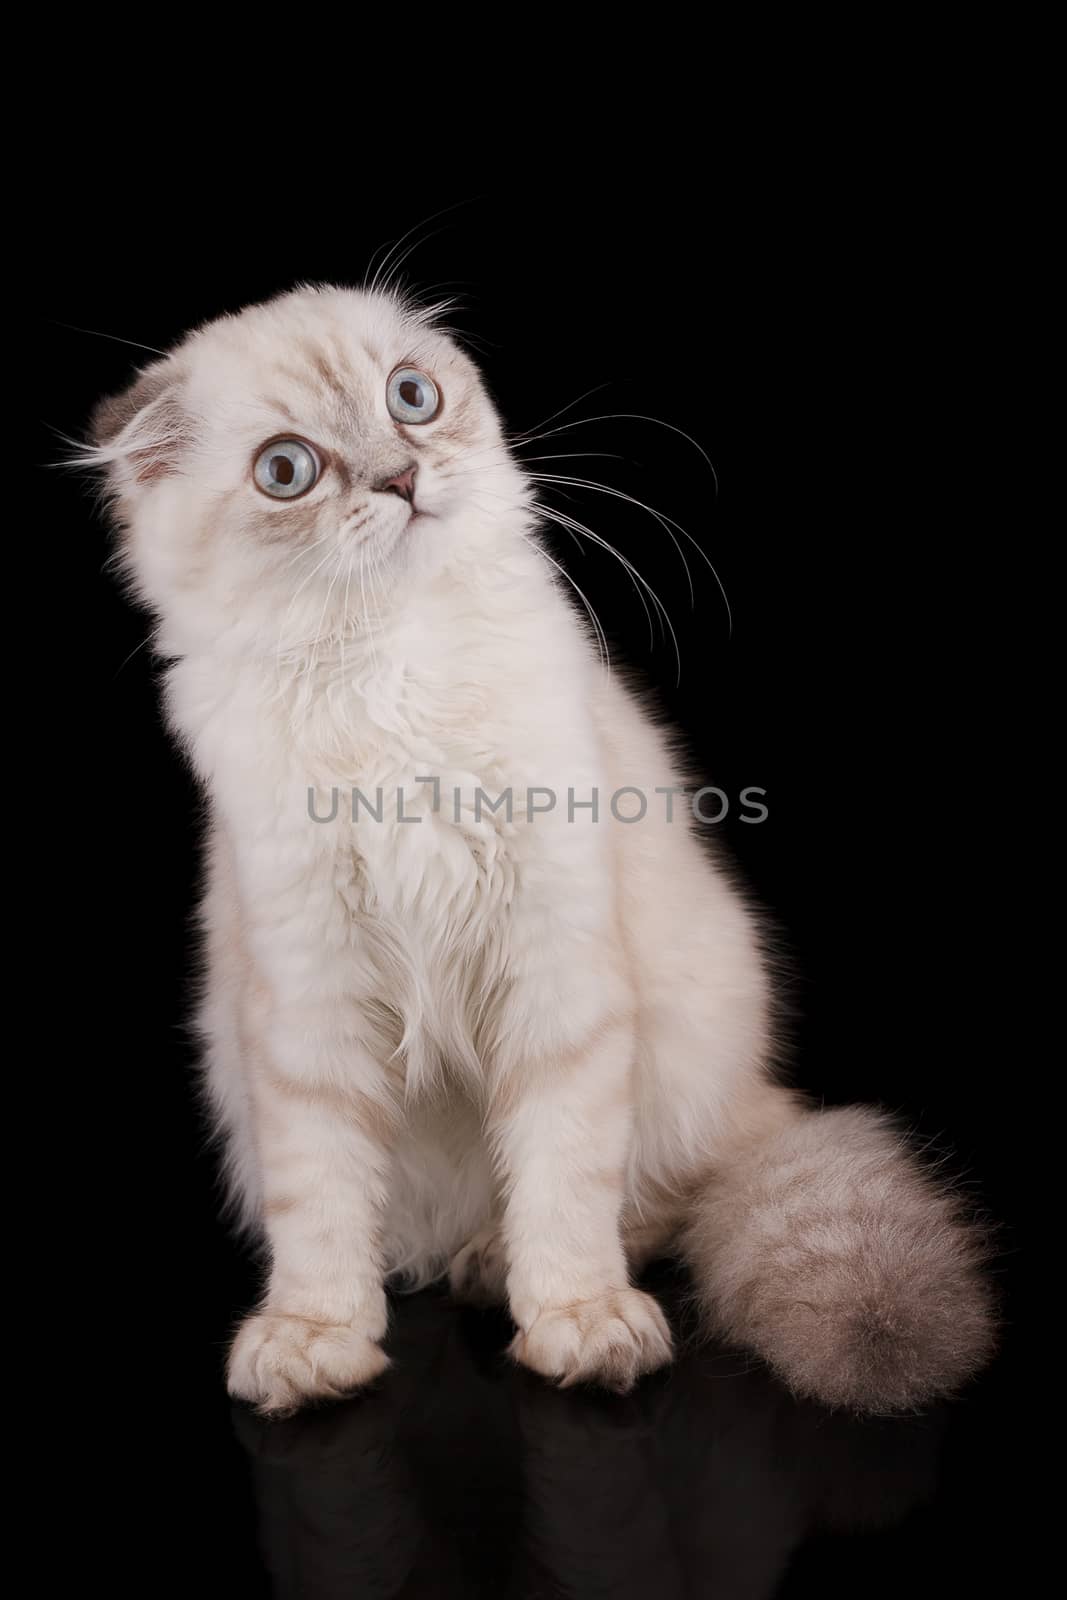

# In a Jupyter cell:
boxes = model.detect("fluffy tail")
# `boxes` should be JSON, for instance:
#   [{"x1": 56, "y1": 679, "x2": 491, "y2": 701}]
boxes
[{"x1": 681, "y1": 1103, "x2": 996, "y2": 1413}]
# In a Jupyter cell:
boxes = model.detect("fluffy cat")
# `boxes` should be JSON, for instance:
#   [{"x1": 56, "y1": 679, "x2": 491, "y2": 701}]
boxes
[{"x1": 86, "y1": 284, "x2": 994, "y2": 1416}]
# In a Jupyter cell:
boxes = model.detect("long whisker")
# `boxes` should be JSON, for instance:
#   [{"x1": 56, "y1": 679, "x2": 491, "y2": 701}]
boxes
[
  {"x1": 511, "y1": 412, "x2": 720, "y2": 494},
  {"x1": 518, "y1": 533, "x2": 611, "y2": 673},
  {"x1": 279, "y1": 530, "x2": 336, "y2": 575},
  {"x1": 533, "y1": 500, "x2": 683, "y2": 685},
  {"x1": 47, "y1": 319, "x2": 167, "y2": 357},
  {"x1": 530, "y1": 472, "x2": 732, "y2": 628},
  {"x1": 441, "y1": 475, "x2": 584, "y2": 556},
  {"x1": 377, "y1": 228, "x2": 450, "y2": 300},
  {"x1": 505, "y1": 384, "x2": 613, "y2": 446},
  {"x1": 535, "y1": 502, "x2": 656, "y2": 653},
  {"x1": 112, "y1": 635, "x2": 154, "y2": 680},
  {"x1": 519, "y1": 451, "x2": 626, "y2": 464},
  {"x1": 531, "y1": 470, "x2": 703, "y2": 608},
  {"x1": 451, "y1": 479, "x2": 605, "y2": 649},
  {"x1": 365, "y1": 198, "x2": 482, "y2": 300},
  {"x1": 535, "y1": 474, "x2": 690, "y2": 592},
  {"x1": 448, "y1": 421, "x2": 730, "y2": 636}
]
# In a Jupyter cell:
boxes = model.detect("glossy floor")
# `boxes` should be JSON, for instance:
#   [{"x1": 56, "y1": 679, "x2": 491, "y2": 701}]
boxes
[{"x1": 105, "y1": 1263, "x2": 1016, "y2": 1597}]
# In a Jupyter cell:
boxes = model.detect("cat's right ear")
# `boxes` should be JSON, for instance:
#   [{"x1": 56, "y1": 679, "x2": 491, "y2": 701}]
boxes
[{"x1": 87, "y1": 359, "x2": 190, "y2": 489}]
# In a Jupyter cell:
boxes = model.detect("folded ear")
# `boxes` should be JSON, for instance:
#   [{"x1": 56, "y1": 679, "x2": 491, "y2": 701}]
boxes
[{"x1": 89, "y1": 359, "x2": 190, "y2": 485}]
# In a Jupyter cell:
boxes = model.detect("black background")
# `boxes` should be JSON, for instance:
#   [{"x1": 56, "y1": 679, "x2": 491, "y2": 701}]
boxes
[{"x1": 37, "y1": 167, "x2": 1023, "y2": 1595}]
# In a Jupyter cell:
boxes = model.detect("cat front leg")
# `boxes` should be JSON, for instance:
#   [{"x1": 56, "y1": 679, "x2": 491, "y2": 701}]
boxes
[
  {"x1": 488, "y1": 955, "x2": 672, "y2": 1391},
  {"x1": 226, "y1": 986, "x2": 398, "y2": 1416}
]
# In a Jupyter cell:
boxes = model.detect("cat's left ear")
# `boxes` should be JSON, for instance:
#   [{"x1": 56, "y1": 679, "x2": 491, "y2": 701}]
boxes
[{"x1": 89, "y1": 358, "x2": 190, "y2": 488}]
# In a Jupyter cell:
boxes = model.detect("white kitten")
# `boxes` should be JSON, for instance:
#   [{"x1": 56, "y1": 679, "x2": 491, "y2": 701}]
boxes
[{"x1": 88, "y1": 285, "x2": 993, "y2": 1415}]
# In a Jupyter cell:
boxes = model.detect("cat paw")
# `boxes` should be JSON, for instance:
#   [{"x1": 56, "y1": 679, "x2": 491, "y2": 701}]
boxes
[
  {"x1": 449, "y1": 1228, "x2": 508, "y2": 1306},
  {"x1": 510, "y1": 1288, "x2": 672, "y2": 1393},
  {"x1": 227, "y1": 1312, "x2": 389, "y2": 1417}
]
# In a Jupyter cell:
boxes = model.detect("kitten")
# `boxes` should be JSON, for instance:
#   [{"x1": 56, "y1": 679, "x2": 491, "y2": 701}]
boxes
[{"x1": 87, "y1": 285, "x2": 994, "y2": 1416}]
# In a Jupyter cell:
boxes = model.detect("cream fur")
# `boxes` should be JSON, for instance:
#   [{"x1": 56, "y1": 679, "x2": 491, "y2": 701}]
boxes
[{"x1": 87, "y1": 284, "x2": 994, "y2": 1415}]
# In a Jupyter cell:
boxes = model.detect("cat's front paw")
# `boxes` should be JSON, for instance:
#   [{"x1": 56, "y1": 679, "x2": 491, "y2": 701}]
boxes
[
  {"x1": 227, "y1": 1312, "x2": 389, "y2": 1417},
  {"x1": 510, "y1": 1288, "x2": 672, "y2": 1393}
]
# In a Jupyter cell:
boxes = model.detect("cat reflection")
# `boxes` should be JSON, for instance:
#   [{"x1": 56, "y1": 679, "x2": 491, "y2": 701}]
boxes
[{"x1": 233, "y1": 1279, "x2": 945, "y2": 1600}]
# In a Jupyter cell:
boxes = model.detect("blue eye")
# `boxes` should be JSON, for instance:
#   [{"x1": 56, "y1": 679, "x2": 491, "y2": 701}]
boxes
[
  {"x1": 386, "y1": 367, "x2": 441, "y2": 425},
  {"x1": 253, "y1": 438, "x2": 320, "y2": 499}
]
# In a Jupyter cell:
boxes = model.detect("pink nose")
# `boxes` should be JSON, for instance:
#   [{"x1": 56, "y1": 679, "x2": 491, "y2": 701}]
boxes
[{"x1": 377, "y1": 464, "x2": 418, "y2": 503}]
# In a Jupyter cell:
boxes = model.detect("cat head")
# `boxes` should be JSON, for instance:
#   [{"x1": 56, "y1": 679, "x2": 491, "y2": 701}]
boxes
[{"x1": 87, "y1": 285, "x2": 529, "y2": 655}]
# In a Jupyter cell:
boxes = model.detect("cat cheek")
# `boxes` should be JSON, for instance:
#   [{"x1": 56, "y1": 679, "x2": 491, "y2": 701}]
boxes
[{"x1": 260, "y1": 503, "x2": 323, "y2": 546}]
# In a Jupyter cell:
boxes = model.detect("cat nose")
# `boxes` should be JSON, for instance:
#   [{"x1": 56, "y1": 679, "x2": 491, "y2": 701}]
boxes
[{"x1": 376, "y1": 463, "x2": 418, "y2": 503}]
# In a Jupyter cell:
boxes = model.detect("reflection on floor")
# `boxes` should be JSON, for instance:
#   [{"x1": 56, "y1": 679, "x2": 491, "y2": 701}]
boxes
[{"x1": 228, "y1": 1263, "x2": 1003, "y2": 1598}]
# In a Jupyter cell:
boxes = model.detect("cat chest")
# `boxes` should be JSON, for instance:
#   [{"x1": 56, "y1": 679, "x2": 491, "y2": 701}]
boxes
[
  {"x1": 321, "y1": 808, "x2": 514, "y2": 1083},
  {"x1": 311, "y1": 777, "x2": 518, "y2": 957}
]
